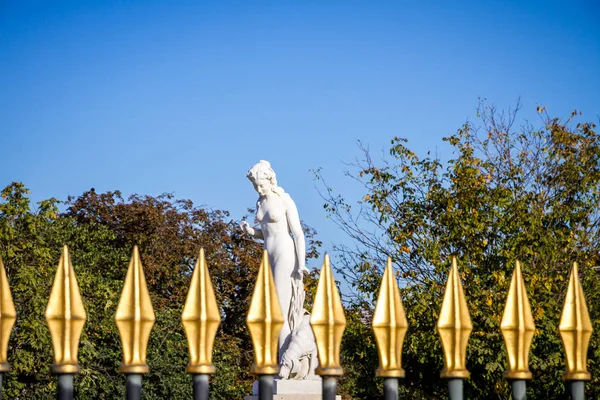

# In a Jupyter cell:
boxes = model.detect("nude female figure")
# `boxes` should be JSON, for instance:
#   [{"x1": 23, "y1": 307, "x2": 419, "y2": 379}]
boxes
[{"x1": 240, "y1": 160, "x2": 309, "y2": 358}]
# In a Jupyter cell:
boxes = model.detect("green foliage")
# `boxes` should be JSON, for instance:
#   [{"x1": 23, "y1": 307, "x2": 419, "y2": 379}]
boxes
[
  {"x1": 317, "y1": 102, "x2": 600, "y2": 399},
  {"x1": 0, "y1": 185, "x2": 276, "y2": 399},
  {"x1": 337, "y1": 304, "x2": 380, "y2": 399},
  {"x1": 0, "y1": 184, "x2": 322, "y2": 398}
]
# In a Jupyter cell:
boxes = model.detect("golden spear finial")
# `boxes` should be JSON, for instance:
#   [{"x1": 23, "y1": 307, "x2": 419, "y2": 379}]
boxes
[
  {"x1": 182, "y1": 248, "x2": 221, "y2": 374},
  {"x1": 311, "y1": 253, "x2": 346, "y2": 376},
  {"x1": 246, "y1": 250, "x2": 283, "y2": 375},
  {"x1": 559, "y1": 262, "x2": 593, "y2": 381},
  {"x1": 45, "y1": 246, "x2": 87, "y2": 374},
  {"x1": 501, "y1": 260, "x2": 535, "y2": 380},
  {"x1": 0, "y1": 257, "x2": 16, "y2": 372},
  {"x1": 437, "y1": 256, "x2": 472, "y2": 379},
  {"x1": 373, "y1": 258, "x2": 408, "y2": 378},
  {"x1": 115, "y1": 246, "x2": 156, "y2": 374}
]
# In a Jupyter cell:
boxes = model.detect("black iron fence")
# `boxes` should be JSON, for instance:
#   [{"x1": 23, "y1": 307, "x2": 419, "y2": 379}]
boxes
[{"x1": 0, "y1": 245, "x2": 593, "y2": 400}]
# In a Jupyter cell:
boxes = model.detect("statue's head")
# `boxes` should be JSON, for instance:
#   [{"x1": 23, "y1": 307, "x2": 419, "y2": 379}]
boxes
[{"x1": 247, "y1": 160, "x2": 284, "y2": 196}]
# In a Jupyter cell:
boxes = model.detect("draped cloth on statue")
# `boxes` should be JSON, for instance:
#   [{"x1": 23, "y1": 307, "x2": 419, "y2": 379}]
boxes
[{"x1": 288, "y1": 270, "x2": 305, "y2": 333}]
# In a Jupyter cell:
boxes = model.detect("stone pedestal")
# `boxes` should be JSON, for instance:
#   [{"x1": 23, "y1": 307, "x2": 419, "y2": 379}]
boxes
[{"x1": 244, "y1": 379, "x2": 341, "y2": 400}]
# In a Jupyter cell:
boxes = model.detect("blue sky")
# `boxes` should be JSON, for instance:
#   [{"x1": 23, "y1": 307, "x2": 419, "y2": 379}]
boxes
[{"x1": 1, "y1": 0, "x2": 599, "y2": 266}]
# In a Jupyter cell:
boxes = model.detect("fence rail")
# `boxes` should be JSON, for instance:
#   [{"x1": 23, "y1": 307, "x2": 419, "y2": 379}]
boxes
[{"x1": 0, "y1": 246, "x2": 593, "y2": 400}]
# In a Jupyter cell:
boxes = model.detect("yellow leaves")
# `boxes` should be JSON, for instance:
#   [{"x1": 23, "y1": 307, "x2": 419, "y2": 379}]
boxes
[
  {"x1": 535, "y1": 306, "x2": 544, "y2": 319},
  {"x1": 531, "y1": 274, "x2": 555, "y2": 292},
  {"x1": 363, "y1": 195, "x2": 371, "y2": 202},
  {"x1": 530, "y1": 275, "x2": 539, "y2": 285},
  {"x1": 400, "y1": 245, "x2": 411, "y2": 254},
  {"x1": 492, "y1": 271, "x2": 506, "y2": 286}
]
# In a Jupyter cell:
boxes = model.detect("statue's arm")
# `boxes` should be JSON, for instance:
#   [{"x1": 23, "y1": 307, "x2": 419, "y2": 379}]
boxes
[
  {"x1": 253, "y1": 226, "x2": 264, "y2": 240},
  {"x1": 284, "y1": 194, "x2": 307, "y2": 274},
  {"x1": 240, "y1": 219, "x2": 264, "y2": 240}
]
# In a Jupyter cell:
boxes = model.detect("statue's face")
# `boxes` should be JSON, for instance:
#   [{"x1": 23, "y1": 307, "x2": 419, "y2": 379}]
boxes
[{"x1": 253, "y1": 177, "x2": 271, "y2": 196}]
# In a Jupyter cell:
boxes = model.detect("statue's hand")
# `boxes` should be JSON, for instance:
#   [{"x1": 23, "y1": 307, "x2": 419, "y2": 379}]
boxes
[
  {"x1": 240, "y1": 220, "x2": 255, "y2": 236},
  {"x1": 298, "y1": 265, "x2": 310, "y2": 276}
]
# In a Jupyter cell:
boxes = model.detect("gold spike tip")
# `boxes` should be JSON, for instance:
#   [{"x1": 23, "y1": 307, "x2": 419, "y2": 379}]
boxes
[
  {"x1": 501, "y1": 261, "x2": 535, "y2": 380},
  {"x1": 45, "y1": 246, "x2": 87, "y2": 375},
  {"x1": 115, "y1": 246, "x2": 156, "y2": 374},
  {"x1": 0, "y1": 257, "x2": 16, "y2": 373},
  {"x1": 373, "y1": 258, "x2": 408, "y2": 378},
  {"x1": 182, "y1": 248, "x2": 221, "y2": 374},
  {"x1": 311, "y1": 253, "x2": 347, "y2": 377},
  {"x1": 436, "y1": 256, "x2": 472, "y2": 379},
  {"x1": 560, "y1": 262, "x2": 593, "y2": 381},
  {"x1": 246, "y1": 250, "x2": 284, "y2": 375}
]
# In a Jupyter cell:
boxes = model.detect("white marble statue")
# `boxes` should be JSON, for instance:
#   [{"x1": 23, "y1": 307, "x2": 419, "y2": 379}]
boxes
[{"x1": 241, "y1": 160, "x2": 318, "y2": 380}]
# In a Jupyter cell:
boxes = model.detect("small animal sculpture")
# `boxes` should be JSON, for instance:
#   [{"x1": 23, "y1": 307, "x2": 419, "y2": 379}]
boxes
[{"x1": 279, "y1": 311, "x2": 319, "y2": 380}]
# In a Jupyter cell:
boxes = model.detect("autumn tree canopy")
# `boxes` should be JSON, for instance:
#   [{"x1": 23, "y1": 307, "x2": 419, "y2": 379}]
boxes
[
  {"x1": 317, "y1": 102, "x2": 600, "y2": 399},
  {"x1": 0, "y1": 184, "x2": 316, "y2": 399}
]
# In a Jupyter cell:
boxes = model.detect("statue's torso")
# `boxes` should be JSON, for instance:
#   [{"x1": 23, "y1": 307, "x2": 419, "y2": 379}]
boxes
[{"x1": 256, "y1": 196, "x2": 294, "y2": 255}]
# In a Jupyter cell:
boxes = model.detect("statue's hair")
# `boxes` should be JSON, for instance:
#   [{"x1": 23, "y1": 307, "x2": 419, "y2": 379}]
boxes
[{"x1": 247, "y1": 160, "x2": 285, "y2": 196}]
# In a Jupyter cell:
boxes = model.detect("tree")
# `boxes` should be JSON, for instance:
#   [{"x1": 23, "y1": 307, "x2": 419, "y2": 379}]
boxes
[
  {"x1": 63, "y1": 189, "x2": 267, "y2": 400},
  {"x1": 316, "y1": 102, "x2": 600, "y2": 399},
  {"x1": 0, "y1": 185, "x2": 261, "y2": 398},
  {"x1": 0, "y1": 184, "x2": 321, "y2": 399}
]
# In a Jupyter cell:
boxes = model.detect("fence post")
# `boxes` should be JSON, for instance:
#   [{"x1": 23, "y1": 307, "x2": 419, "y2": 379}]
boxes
[
  {"x1": 45, "y1": 246, "x2": 86, "y2": 400},
  {"x1": 373, "y1": 258, "x2": 408, "y2": 400},
  {"x1": 182, "y1": 248, "x2": 221, "y2": 400},
  {"x1": 247, "y1": 250, "x2": 283, "y2": 400},
  {"x1": 311, "y1": 253, "x2": 346, "y2": 400},
  {"x1": 560, "y1": 262, "x2": 593, "y2": 400},
  {"x1": 115, "y1": 246, "x2": 155, "y2": 400},
  {"x1": 0, "y1": 257, "x2": 16, "y2": 400},
  {"x1": 501, "y1": 261, "x2": 535, "y2": 400},
  {"x1": 437, "y1": 256, "x2": 471, "y2": 400}
]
